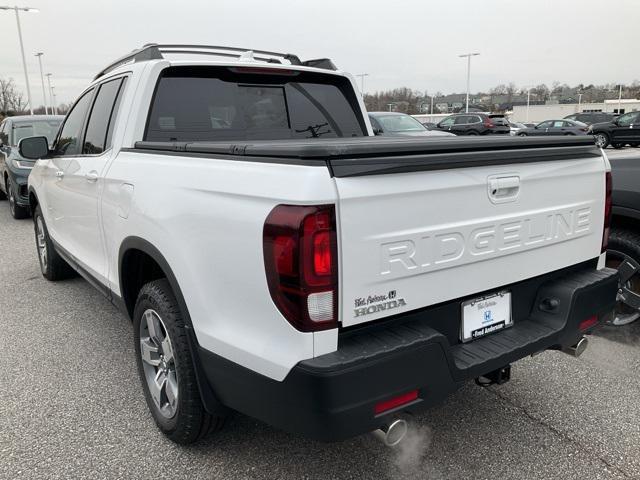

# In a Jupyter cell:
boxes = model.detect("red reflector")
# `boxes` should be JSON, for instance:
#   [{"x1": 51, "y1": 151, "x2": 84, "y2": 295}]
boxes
[
  {"x1": 579, "y1": 315, "x2": 598, "y2": 331},
  {"x1": 374, "y1": 390, "x2": 419, "y2": 415}
]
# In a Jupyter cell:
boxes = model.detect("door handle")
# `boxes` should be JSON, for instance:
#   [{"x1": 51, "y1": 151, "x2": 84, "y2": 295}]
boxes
[
  {"x1": 55, "y1": 170, "x2": 64, "y2": 179},
  {"x1": 85, "y1": 171, "x2": 99, "y2": 183}
]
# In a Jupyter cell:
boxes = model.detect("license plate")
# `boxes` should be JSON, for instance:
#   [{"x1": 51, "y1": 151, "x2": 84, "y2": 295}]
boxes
[{"x1": 461, "y1": 291, "x2": 512, "y2": 342}]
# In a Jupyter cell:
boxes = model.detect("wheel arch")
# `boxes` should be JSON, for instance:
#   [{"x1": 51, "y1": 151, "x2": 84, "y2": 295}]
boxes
[
  {"x1": 118, "y1": 236, "x2": 225, "y2": 415},
  {"x1": 612, "y1": 208, "x2": 640, "y2": 233},
  {"x1": 28, "y1": 187, "x2": 39, "y2": 217}
]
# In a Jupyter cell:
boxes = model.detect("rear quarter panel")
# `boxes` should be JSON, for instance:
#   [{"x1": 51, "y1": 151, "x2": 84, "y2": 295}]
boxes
[{"x1": 102, "y1": 153, "x2": 338, "y2": 381}]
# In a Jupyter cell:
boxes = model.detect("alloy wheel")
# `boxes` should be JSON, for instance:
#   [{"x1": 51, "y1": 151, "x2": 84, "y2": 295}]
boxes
[
  {"x1": 595, "y1": 133, "x2": 608, "y2": 148},
  {"x1": 606, "y1": 250, "x2": 640, "y2": 326},
  {"x1": 139, "y1": 309, "x2": 179, "y2": 419},
  {"x1": 36, "y1": 216, "x2": 48, "y2": 273},
  {"x1": 7, "y1": 180, "x2": 15, "y2": 216}
]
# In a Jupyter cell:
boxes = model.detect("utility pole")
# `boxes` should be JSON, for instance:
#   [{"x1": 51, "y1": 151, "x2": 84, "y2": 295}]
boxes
[
  {"x1": 526, "y1": 88, "x2": 531, "y2": 123},
  {"x1": 0, "y1": 6, "x2": 39, "y2": 115},
  {"x1": 458, "y1": 52, "x2": 480, "y2": 113},
  {"x1": 51, "y1": 86, "x2": 58, "y2": 114},
  {"x1": 430, "y1": 95, "x2": 434, "y2": 123},
  {"x1": 35, "y1": 52, "x2": 48, "y2": 114}
]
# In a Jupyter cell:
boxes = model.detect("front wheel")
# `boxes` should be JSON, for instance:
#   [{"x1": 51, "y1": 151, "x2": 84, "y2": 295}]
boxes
[
  {"x1": 6, "y1": 178, "x2": 29, "y2": 219},
  {"x1": 33, "y1": 205, "x2": 75, "y2": 280},
  {"x1": 606, "y1": 228, "x2": 640, "y2": 326},
  {"x1": 594, "y1": 132, "x2": 610, "y2": 148},
  {"x1": 134, "y1": 279, "x2": 225, "y2": 444}
]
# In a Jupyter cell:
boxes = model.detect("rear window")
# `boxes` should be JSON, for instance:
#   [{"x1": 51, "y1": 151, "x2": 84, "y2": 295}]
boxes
[
  {"x1": 145, "y1": 66, "x2": 366, "y2": 142},
  {"x1": 13, "y1": 119, "x2": 62, "y2": 146}
]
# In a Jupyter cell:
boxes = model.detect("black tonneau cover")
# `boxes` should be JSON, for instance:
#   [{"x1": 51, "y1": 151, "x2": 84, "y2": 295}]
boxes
[{"x1": 133, "y1": 136, "x2": 600, "y2": 178}]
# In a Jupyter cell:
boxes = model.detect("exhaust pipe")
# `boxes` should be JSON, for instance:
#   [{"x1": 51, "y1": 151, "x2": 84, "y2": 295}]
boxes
[
  {"x1": 562, "y1": 336, "x2": 588, "y2": 357},
  {"x1": 372, "y1": 419, "x2": 408, "y2": 447}
]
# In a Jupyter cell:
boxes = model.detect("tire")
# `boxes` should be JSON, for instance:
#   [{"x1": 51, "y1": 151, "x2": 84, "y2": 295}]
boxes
[
  {"x1": 6, "y1": 177, "x2": 29, "y2": 219},
  {"x1": 594, "y1": 132, "x2": 610, "y2": 148},
  {"x1": 612, "y1": 143, "x2": 623, "y2": 149},
  {"x1": 134, "y1": 279, "x2": 225, "y2": 444},
  {"x1": 33, "y1": 204, "x2": 76, "y2": 281},
  {"x1": 518, "y1": 132, "x2": 527, "y2": 137},
  {"x1": 0, "y1": 183, "x2": 6, "y2": 201},
  {"x1": 606, "y1": 228, "x2": 640, "y2": 326},
  {"x1": 630, "y1": 143, "x2": 639, "y2": 148},
  {"x1": 466, "y1": 131, "x2": 480, "y2": 136}
]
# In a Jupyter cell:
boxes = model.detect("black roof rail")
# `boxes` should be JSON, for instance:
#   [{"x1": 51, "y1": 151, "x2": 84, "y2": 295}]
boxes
[{"x1": 93, "y1": 44, "x2": 337, "y2": 80}]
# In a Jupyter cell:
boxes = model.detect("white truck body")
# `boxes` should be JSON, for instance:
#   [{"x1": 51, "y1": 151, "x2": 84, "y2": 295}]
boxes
[{"x1": 24, "y1": 45, "x2": 617, "y2": 443}]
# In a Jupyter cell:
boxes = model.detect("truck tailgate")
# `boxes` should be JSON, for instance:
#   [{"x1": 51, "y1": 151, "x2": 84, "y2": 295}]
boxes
[{"x1": 330, "y1": 139, "x2": 606, "y2": 327}]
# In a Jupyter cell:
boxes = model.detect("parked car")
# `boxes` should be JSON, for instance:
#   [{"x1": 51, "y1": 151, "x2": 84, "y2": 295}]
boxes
[
  {"x1": 434, "y1": 113, "x2": 511, "y2": 135},
  {"x1": 607, "y1": 154, "x2": 640, "y2": 325},
  {"x1": 590, "y1": 111, "x2": 640, "y2": 149},
  {"x1": 564, "y1": 112, "x2": 615, "y2": 125},
  {"x1": 369, "y1": 112, "x2": 455, "y2": 137},
  {"x1": 21, "y1": 44, "x2": 617, "y2": 446},
  {"x1": 509, "y1": 121, "x2": 528, "y2": 136},
  {"x1": 517, "y1": 119, "x2": 589, "y2": 137},
  {"x1": 0, "y1": 115, "x2": 63, "y2": 219}
]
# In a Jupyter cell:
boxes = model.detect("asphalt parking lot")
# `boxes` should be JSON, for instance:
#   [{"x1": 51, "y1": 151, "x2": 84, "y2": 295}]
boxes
[{"x1": 1, "y1": 151, "x2": 639, "y2": 480}]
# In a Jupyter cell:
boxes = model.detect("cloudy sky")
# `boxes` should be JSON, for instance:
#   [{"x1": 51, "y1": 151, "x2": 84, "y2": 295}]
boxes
[{"x1": 0, "y1": 0, "x2": 637, "y2": 108}]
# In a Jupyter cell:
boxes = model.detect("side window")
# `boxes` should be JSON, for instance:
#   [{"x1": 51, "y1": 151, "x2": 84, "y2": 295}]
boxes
[
  {"x1": 55, "y1": 89, "x2": 94, "y2": 156},
  {"x1": 617, "y1": 112, "x2": 636, "y2": 127},
  {"x1": 439, "y1": 116, "x2": 455, "y2": 127},
  {"x1": 553, "y1": 121, "x2": 565, "y2": 128},
  {"x1": 83, "y1": 77, "x2": 126, "y2": 155},
  {"x1": 454, "y1": 116, "x2": 469, "y2": 125},
  {"x1": 537, "y1": 121, "x2": 552, "y2": 129},
  {"x1": 369, "y1": 116, "x2": 382, "y2": 131}
]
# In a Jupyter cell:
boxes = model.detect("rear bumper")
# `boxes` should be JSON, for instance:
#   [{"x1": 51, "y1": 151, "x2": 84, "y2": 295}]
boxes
[{"x1": 198, "y1": 265, "x2": 617, "y2": 442}]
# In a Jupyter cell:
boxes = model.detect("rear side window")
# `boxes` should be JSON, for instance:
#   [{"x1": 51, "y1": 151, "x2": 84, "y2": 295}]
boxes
[
  {"x1": 144, "y1": 67, "x2": 365, "y2": 142},
  {"x1": 83, "y1": 77, "x2": 126, "y2": 155},
  {"x1": 55, "y1": 89, "x2": 94, "y2": 156}
]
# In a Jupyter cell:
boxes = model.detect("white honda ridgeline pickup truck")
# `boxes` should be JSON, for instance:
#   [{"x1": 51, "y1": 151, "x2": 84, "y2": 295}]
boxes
[{"x1": 20, "y1": 44, "x2": 617, "y2": 446}]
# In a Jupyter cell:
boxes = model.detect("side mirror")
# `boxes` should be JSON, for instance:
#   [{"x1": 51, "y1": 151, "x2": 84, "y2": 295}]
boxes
[
  {"x1": 372, "y1": 127, "x2": 383, "y2": 135},
  {"x1": 19, "y1": 136, "x2": 49, "y2": 160}
]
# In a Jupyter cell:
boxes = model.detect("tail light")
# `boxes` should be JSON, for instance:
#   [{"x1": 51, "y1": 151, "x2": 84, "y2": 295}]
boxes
[
  {"x1": 602, "y1": 171, "x2": 612, "y2": 252},
  {"x1": 263, "y1": 204, "x2": 338, "y2": 332},
  {"x1": 579, "y1": 315, "x2": 598, "y2": 331},
  {"x1": 483, "y1": 117, "x2": 495, "y2": 128}
]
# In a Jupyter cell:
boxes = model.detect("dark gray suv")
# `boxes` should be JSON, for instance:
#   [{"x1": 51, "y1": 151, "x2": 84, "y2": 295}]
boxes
[
  {"x1": 434, "y1": 113, "x2": 511, "y2": 135},
  {"x1": 0, "y1": 115, "x2": 63, "y2": 218}
]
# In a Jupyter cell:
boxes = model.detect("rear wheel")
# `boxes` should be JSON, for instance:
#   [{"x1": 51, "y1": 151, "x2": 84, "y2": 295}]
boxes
[
  {"x1": 630, "y1": 143, "x2": 639, "y2": 148},
  {"x1": 466, "y1": 131, "x2": 480, "y2": 136},
  {"x1": 612, "y1": 143, "x2": 623, "y2": 149},
  {"x1": 134, "y1": 279, "x2": 225, "y2": 444},
  {"x1": 606, "y1": 228, "x2": 640, "y2": 326},
  {"x1": 33, "y1": 205, "x2": 75, "y2": 280},
  {"x1": 518, "y1": 132, "x2": 527, "y2": 137},
  {"x1": 6, "y1": 178, "x2": 29, "y2": 219},
  {"x1": 594, "y1": 132, "x2": 610, "y2": 148}
]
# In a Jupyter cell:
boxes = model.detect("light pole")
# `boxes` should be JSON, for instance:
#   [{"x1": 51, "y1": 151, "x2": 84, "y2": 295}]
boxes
[
  {"x1": 387, "y1": 103, "x2": 395, "y2": 112},
  {"x1": 458, "y1": 52, "x2": 480, "y2": 113},
  {"x1": 355, "y1": 73, "x2": 369, "y2": 94},
  {"x1": 618, "y1": 84, "x2": 623, "y2": 114},
  {"x1": 577, "y1": 92, "x2": 583, "y2": 113},
  {"x1": 0, "y1": 6, "x2": 39, "y2": 115},
  {"x1": 51, "y1": 86, "x2": 58, "y2": 115},
  {"x1": 34, "y1": 52, "x2": 48, "y2": 114},
  {"x1": 430, "y1": 95, "x2": 435, "y2": 123},
  {"x1": 525, "y1": 87, "x2": 531, "y2": 123},
  {"x1": 45, "y1": 73, "x2": 55, "y2": 114}
]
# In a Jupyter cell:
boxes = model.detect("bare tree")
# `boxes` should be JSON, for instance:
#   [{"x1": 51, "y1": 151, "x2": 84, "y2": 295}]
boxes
[{"x1": 0, "y1": 77, "x2": 27, "y2": 115}]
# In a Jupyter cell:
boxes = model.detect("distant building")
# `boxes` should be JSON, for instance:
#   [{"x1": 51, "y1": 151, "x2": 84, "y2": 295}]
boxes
[{"x1": 510, "y1": 99, "x2": 640, "y2": 123}]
